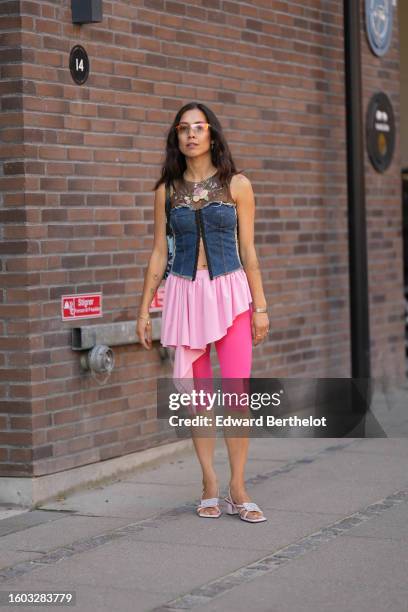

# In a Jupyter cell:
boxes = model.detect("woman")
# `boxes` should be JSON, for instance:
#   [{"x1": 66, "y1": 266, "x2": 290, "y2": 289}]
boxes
[{"x1": 137, "y1": 102, "x2": 270, "y2": 523}]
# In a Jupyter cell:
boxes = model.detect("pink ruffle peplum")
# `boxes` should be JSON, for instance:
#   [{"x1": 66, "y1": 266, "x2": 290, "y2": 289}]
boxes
[{"x1": 160, "y1": 267, "x2": 253, "y2": 390}]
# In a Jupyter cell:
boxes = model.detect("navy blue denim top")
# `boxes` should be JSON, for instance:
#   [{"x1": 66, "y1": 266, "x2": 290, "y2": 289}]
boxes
[{"x1": 168, "y1": 172, "x2": 243, "y2": 281}]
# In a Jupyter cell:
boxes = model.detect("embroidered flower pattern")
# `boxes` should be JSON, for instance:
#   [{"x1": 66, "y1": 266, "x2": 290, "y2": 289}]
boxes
[
  {"x1": 172, "y1": 177, "x2": 235, "y2": 210},
  {"x1": 192, "y1": 186, "x2": 209, "y2": 203}
]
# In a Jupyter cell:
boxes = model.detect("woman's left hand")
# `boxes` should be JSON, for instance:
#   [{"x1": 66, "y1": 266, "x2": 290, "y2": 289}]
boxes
[{"x1": 252, "y1": 311, "x2": 270, "y2": 346}]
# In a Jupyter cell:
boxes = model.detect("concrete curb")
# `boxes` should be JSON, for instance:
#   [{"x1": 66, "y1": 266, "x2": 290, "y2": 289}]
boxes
[{"x1": 0, "y1": 439, "x2": 193, "y2": 509}]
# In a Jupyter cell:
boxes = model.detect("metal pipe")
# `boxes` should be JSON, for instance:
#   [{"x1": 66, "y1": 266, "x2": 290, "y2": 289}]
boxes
[{"x1": 343, "y1": 0, "x2": 371, "y2": 381}]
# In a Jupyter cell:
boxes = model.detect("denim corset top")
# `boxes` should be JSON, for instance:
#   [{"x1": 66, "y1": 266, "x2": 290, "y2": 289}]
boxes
[{"x1": 168, "y1": 172, "x2": 243, "y2": 281}]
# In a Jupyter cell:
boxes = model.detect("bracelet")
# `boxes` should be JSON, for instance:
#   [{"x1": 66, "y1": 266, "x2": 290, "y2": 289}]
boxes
[
  {"x1": 138, "y1": 315, "x2": 151, "y2": 326},
  {"x1": 253, "y1": 307, "x2": 268, "y2": 313},
  {"x1": 138, "y1": 314, "x2": 150, "y2": 320}
]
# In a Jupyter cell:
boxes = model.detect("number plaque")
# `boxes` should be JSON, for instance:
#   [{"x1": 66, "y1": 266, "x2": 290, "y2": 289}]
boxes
[{"x1": 69, "y1": 45, "x2": 89, "y2": 85}]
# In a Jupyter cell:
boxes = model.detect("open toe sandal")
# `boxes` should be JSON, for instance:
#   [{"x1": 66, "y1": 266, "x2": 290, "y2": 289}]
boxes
[{"x1": 224, "y1": 489, "x2": 267, "y2": 523}]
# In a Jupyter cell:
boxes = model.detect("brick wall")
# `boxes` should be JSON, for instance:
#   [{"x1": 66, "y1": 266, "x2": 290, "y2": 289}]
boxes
[
  {"x1": 360, "y1": 0, "x2": 405, "y2": 385},
  {"x1": 0, "y1": 0, "x2": 405, "y2": 478},
  {"x1": 0, "y1": 1, "x2": 35, "y2": 474}
]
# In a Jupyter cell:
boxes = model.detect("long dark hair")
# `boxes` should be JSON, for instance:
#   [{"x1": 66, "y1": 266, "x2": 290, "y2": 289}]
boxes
[{"x1": 153, "y1": 102, "x2": 244, "y2": 192}]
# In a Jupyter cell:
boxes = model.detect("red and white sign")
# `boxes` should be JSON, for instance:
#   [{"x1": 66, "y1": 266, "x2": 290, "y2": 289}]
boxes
[
  {"x1": 61, "y1": 293, "x2": 102, "y2": 320},
  {"x1": 149, "y1": 286, "x2": 165, "y2": 312}
]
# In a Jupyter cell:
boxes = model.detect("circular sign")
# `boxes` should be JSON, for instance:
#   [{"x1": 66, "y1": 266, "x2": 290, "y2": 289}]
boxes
[
  {"x1": 365, "y1": 0, "x2": 393, "y2": 57},
  {"x1": 69, "y1": 45, "x2": 89, "y2": 85},
  {"x1": 366, "y1": 92, "x2": 395, "y2": 172}
]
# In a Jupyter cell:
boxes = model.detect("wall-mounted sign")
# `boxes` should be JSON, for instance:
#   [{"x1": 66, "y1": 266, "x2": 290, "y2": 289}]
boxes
[
  {"x1": 365, "y1": 0, "x2": 393, "y2": 57},
  {"x1": 69, "y1": 45, "x2": 89, "y2": 85},
  {"x1": 366, "y1": 92, "x2": 395, "y2": 173},
  {"x1": 149, "y1": 286, "x2": 165, "y2": 312},
  {"x1": 62, "y1": 293, "x2": 102, "y2": 320}
]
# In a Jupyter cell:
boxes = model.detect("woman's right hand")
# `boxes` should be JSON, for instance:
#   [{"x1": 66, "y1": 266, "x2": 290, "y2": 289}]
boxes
[{"x1": 136, "y1": 315, "x2": 152, "y2": 350}]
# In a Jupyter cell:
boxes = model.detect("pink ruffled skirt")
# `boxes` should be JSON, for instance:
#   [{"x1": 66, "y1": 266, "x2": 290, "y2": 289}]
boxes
[{"x1": 160, "y1": 267, "x2": 253, "y2": 383}]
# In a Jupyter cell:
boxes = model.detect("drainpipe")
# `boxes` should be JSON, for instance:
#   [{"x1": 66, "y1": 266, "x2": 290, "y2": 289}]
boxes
[{"x1": 343, "y1": 0, "x2": 371, "y2": 382}]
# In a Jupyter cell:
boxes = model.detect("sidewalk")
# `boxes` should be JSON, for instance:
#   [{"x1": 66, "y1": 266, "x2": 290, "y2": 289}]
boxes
[{"x1": 0, "y1": 388, "x2": 407, "y2": 611}]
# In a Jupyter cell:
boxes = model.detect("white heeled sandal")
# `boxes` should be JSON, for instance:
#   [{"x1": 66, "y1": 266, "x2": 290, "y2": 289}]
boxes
[
  {"x1": 196, "y1": 488, "x2": 222, "y2": 519},
  {"x1": 224, "y1": 489, "x2": 267, "y2": 523}
]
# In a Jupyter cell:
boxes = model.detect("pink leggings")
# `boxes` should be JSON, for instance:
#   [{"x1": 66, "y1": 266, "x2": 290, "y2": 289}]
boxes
[
  {"x1": 192, "y1": 307, "x2": 253, "y2": 378},
  {"x1": 192, "y1": 307, "x2": 253, "y2": 411}
]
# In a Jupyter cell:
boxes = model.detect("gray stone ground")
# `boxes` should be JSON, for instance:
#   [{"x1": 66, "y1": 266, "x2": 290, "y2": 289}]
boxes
[{"x1": 0, "y1": 383, "x2": 407, "y2": 612}]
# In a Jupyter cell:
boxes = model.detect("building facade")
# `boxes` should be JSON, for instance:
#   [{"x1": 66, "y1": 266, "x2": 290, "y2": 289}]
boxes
[{"x1": 0, "y1": 0, "x2": 405, "y2": 498}]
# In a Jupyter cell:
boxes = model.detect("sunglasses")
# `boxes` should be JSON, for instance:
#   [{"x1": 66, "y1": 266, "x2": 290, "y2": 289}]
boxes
[{"x1": 175, "y1": 122, "x2": 211, "y2": 136}]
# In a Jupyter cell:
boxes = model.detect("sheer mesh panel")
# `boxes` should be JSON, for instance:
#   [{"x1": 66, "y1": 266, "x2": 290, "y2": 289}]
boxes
[{"x1": 170, "y1": 173, "x2": 236, "y2": 210}]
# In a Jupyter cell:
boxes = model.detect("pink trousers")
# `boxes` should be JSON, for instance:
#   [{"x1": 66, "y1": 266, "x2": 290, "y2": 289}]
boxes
[
  {"x1": 192, "y1": 307, "x2": 253, "y2": 378},
  {"x1": 192, "y1": 307, "x2": 253, "y2": 412}
]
